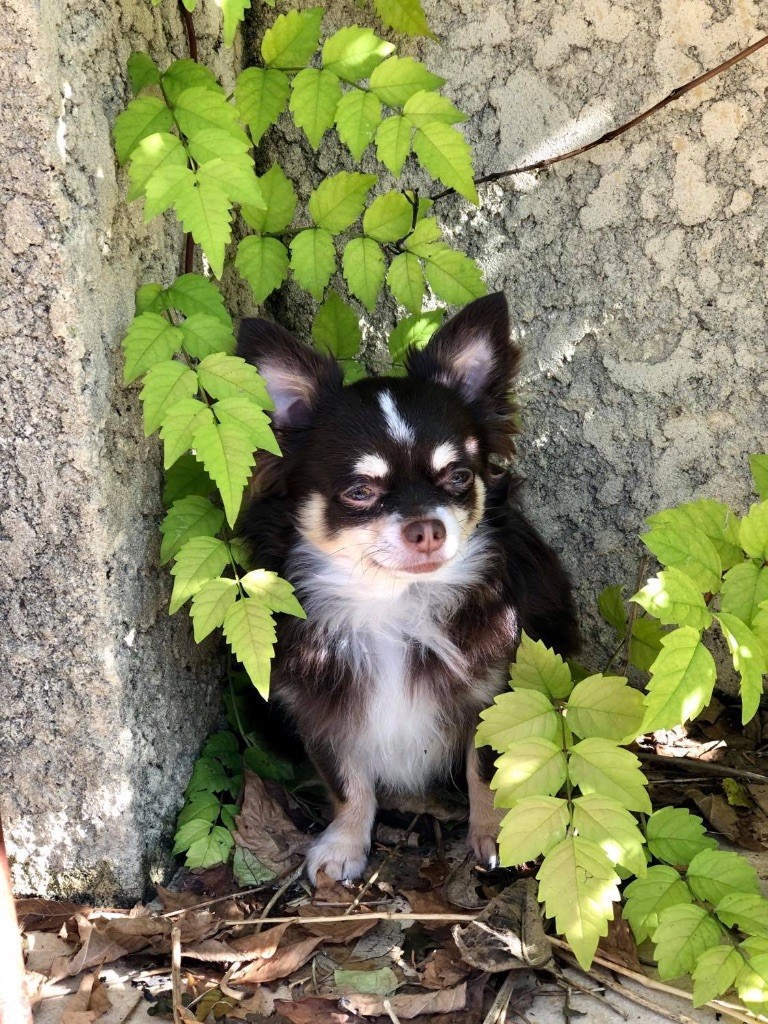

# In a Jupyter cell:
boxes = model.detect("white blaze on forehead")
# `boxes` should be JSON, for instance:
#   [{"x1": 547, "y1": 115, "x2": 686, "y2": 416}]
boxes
[
  {"x1": 354, "y1": 453, "x2": 390, "y2": 478},
  {"x1": 378, "y1": 390, "x2": 415, "y2": 446},
  {"x1": 431, "y1": 442, "x2": 458, "y2": 474},
  {"x1": 465, "y1": 436, "x2": 479, "y2": 456}
]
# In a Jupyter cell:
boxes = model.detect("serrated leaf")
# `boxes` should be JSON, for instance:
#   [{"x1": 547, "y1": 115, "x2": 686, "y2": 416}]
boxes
[
  {"x1": 754, "y1": 600, "x2": 768, "y2": 660},
  {"x1": 160, "y1": 398, "x2": 214, "y2": 469},
  {"x1": 375, "y1": 115, "x2": 412, "y2": 175},
  {"x1": 312, "y1": 290, "x2": 362, "y2": 359},
  {"x1": 641, "y1": 626, "x2": 717, "y2": 732},
  {"x1": 741, "y1": 501, "x2": 768, "y2": 561},
  {"x1": 241, "y1": 163, "x2": 297, "y2": 234},
  {"x1": 597, "y1": 585, "x2": 627, "y2": 637},
  {"x1": 162, "y1": 59, "x2": 223, "y2": 107},
  {"x1": 647, "y1": 498, "x2": 743, "y2": 571},
  {"x1": 322, "y1": 26, "x2": 394, "y2": 83},
  {"x1": 123, "y1": 312, "x2": 183, "y2": 382},
  {"x1": 114, "y1": 96, "x2": 174, "y2": 165},
  {"x1": 369, "y1": 56, "x2": 444, "y2": 106},
  {"x1": 645, "y1": 806, "x2": 716, "y2": 867},
  {"x1": 566, "y1": 674, "x2": 644, "y2": 743},
  {"x1": 309, "y1": 171, "x2": 377, "y2": 233},
  {"x1": 386, "y1": 252, "x2": 424, "y2": 314},
  {"x1": 177, "y1": 792, "x2": 220, "y2": 828},
  {"x1": 716, "y1": 612, "x2": 767, "y2": 724},
  {"x1": 261, "y1": 7, "x2": 323, "y2": 69},
  {"x1": 223, "y1": 597, "x2": 277, "y2": 699},
  {"x1": 166, "y1": 274, "x2": 232, "y2": 326},
  {"x1": 404, "y1": 216, "x2": 442, "y2": 257},
  {"x1": 641, "y1": 524, "x2": 723, "y2": 594},
  {"x1": 631, "y1": 567, "x2": 712, "y2": 631},
  {"x1": 750, "y1": 455, "x2": 768, "y2": 501},
  {"x1": 139, "y1": 360, "x2": 198, "y2": 435},
  {"x1": 497, "y1": 796, "x2": 568, "y2": 866},
  {"x1": 241, "y1": 569, "x2": 305, "y2": 618},
  {"x1": 335, "y1": 90, "x2": 382, "y2": 160},
  {"x1": 174, "y1": 174, "x2": 233, "y2": 279},
  {"x1": 142, "y1": 163, "x2": 193, "y2": 221},
  {"x1": 403, "y1": 90, "x2": 467, "y2": 127},
  {"x1": 342, "y1": 236, "x2": 384, "y2": 311},
  {"x1": 721, "y1": 562, "x2": 768, "y2": 629},
  {"x1": 163, "y1": 454, "x2": 215, "y2": 505},
  {"x1": 190, "y1": 577, "x2": 239, "y2": 642},
  {"x1": 571, "y1": 793, "x2": 646, "y2": 877},
  {"x1": 490, "y1": 738, "x2": 567, "y2": 807},
  {"x1": 187, "y1": 127, "x2": 250, "y2": 167},
  {"x1": 737, "y1": 956, "x2": 768, "y2": 1015},
  {"x1": 135, "y1": 283, "x2": 165, "y2": 314},
  {"x1": 628, "y1": 616, "x2": 667, "y2": 671},
  {"x1": 196, "y1": 154, "x2": 264, "y2": 209},
  {"x1": 289, "y1": 228, "x2": 336, "y2": 301},
  {"x1": 424, "y1": 248, "x2": 487, "y2": 305},
  {"x1": 193, "y1": 421, "x2": 256, "y2": 527},
  {"x1": 219, "y1": 0, "x2": 250, "y2": 47},
  {"x1": 372, "y1": 0, "x2": 433, "y2": 39},
  {"x1": 127, "y1": 131, "x2": 188, "y2": 203},
  {"x1": 568, "y1": 738, "x2": 651, "y2": 813},
  {"x1": 128, "y1": 51, "x2": 160, "y2": 94},
  {"x1": 692, "y1": 945, "x2": 743, "y2": 1007},
  {"x1": 716, "y1": 893, "x2": 768, "y2": 937},
  {"x1": 652, "y1": 904, "x2": 723, "y2": 980},
  {"x1": 214, "y1": 396, "x2": 280, "y2": 456},
  {"x1": 476, "y1": 689, "x2": 559, "y2": 752},
  {"x1": 388, "y1": 309, "x2": 443, "y2": 363},
  {"x1": 173, "y1": 817, "x2": 213, "y2": 855},
  {"x1": 169, "y1": 535, "x2": 230, "y2": 613},
  {"x1": 537, "y1": 836, "x2": 620, "y2": 970},
  {"x1": 623, "y1": 865, "x2": 692, "y2": 944},
  {"x1": 235, "y1": 236, "x2": 289, "y2": 305},
  {"x1": 186, "y1": 756, "x2": 231, "y2": 796},
  {"x1": 243, "y1": 742, "x2": 295, "y2": 782},
  {"x1": 235, "y1": 67, "x2": 290, "y2": 146},
  {"x1": 179, "y1": 313, "x2": 236, "y2": 360},
  {"x1": 413, "y1": 122, "x2": 478, "y2": 204},
  {"x1": 197, "y1": 352, "x2": 272, "y2": 408},
  {"x1": 160, "y1": 496, "x2": 225, "y2": 564},
  {"x1": 233, "y1": 845, "x2": 275, "y2": 885},
  {"x1": 363, "y1": 192, "x2": 414, "y2": 242},
  {"x1": 174, "y1": 86, "x2": 245, "y2": 143},
  {"x1": 289, "y1": 67, "x2": 342, "y2": 149},
  {"x1": 509, "y1": 632, "x2": 573, "y2": 700},
  {"x1": 687, "y1": 848, "x2": 760, "y2": 904},
  {"x1": 185, "y1": 825, "x2": 234, "y2": 868}
]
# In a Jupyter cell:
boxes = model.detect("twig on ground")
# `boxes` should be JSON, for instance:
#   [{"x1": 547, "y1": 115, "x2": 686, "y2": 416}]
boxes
[
  {"x1": 638, "y1": 751, "x2": 768, "y2": 786},
  {"x1": 160, "y1": 881, "x2": 278, "y2": 919},
  {"x1": 345, "y1": 814, "x2": 421, "y2": 916},
  {"x1": 255, "y1": 861, "x2": 306, "y2": 931},
  {"x1": 553, "y1": 971, "x2": 627, "y2": 1020},
  {"x1": 219, "y1": 910, "x2": 478, "y2": 927},
  {"x1": 382, "y1": 997, "x2": 402, "y2": 1024},
  {"x1": 171, "y1": 924, "x2": 183, "y2": 1024},
  {"x1": 482, "y1": 971, "x2": 517, "y2": 1024}
]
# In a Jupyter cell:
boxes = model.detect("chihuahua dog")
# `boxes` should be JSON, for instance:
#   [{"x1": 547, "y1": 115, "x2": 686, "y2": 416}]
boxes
[{"x1": 238, "y1": 294, "x2": 579, "y2": 882}]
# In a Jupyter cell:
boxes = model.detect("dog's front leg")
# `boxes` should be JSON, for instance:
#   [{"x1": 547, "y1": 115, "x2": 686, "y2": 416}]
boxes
[
  {"x1": 305, "y1": 762, "x2": 376, "y2": 885},
  {"x1": 466, "y1": 742, "x2": 504, "y2": 870}
]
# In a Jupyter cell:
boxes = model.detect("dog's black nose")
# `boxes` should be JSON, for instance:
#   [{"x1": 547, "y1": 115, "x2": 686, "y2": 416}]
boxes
[{"x1": 402, "y1": 518, "x2": 446, "y2": 554}]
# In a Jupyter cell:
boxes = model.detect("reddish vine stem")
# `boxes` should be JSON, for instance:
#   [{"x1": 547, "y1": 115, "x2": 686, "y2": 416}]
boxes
[
  {"x1": 179, "y1": 0, "x2": 198, "y2": 274},
  {"x1": 431, "y1": 33, "x2": 768, "y2": 203}
]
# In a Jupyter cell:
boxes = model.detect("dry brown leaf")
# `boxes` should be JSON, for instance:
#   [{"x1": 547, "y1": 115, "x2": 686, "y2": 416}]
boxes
[
  {"x1": 230, "y1": 935, "x2": 323, "y2": 985},
  {"x1": 418, "y1": 858, "x2": 451, "y2": 890},
  {"x1": 24, "y1": 969, "x2": 47, "y2": 1006},
  {"x1": 401, "y1": 888, "x2": 456, "y2": 933},
  {"x1": 298, "y1": 905, "x2": 378, "y2": 944},
  {"x1": 49, "y1": 915, "x2": 131, "y2": 981},
  {"x1": 274, "y1": 996, "x2": 352, "y2": 1023},
  {"x1": 233, "y1": 770, "x2": 308, "y2": 874},
  {"x1": 179, "y1": 862, "x2": 237, "y2": 897},
  {"x1": 183, "y1": 921, "x2": 296, "y2": 962},
  {"x1": 340, "y1": 983, "x2": 466, "y2": 1018},
  {"x1": 155, "y1": 886, "x2": 208, "y2": 913},
  {"x1": 443, "y1": 858, "x2": 485, "y2": 910},
  {"x1": 417, "y1": 947, "x2": 471, "y2": 990},
  {"x1": 59, "y1": 972, "x2": 112, "y2": 1024},
  {"x1": 15, "y1": 899, "x2": 87, "y2": 933},
  {"x1": 452, "y1": 879, "x2": 553, "y2": 972},
  {"x1": 597, "y1": 906, "x2": 643, "y2": 972}
]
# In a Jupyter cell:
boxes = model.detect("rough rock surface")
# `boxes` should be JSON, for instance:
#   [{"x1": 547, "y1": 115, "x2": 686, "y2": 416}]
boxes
[{"x1": 0, "y1": 0, "x2": 234, "y2": 899}]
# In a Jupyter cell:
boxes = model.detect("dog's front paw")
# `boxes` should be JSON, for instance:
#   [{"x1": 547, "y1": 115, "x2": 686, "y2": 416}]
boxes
[
  {"x1": 468, "y1": 829, "x2": 499, "y2": 870},
  {"x1": 306, "y1": 831, "x2": 369, "y2": 885}
]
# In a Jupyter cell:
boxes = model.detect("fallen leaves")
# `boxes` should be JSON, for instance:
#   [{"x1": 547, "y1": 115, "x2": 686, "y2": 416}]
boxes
[
  {"x1": 60, "y1": 973, "x2": 111, "y2": 1024},
  {"x1": 233, "y1": 769, "x2": 309, "y2": 874},
  {"x1": 341, "y1": 982, "x2": 467, "y2": 1017},
  {"x1": 453, "y1": 879, "x2": 553, "y2": 972}
]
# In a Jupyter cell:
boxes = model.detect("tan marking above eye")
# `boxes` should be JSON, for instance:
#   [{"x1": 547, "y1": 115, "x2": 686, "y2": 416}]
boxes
[
  {"x1": 431, "y1": 442, "x2": 459, "y2": 474},
  {"x1": 354, "y1": 454, "x2": 390, "y2": 478}
]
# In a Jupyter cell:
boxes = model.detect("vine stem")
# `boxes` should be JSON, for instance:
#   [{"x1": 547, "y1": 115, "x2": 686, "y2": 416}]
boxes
[
  {"x1": 179, "y1": 0, "x2": 198, "y2": 274},
  {"x1": 638, "y1": 751, "x2": 768, "y2": 786},
  {"x1": 431, "y1": 33, "x2": 768, "y2": 203}
]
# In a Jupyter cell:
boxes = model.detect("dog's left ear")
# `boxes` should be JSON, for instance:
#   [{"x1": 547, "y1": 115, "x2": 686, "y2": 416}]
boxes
[{"x1": 404, "y1": 294, "x2": 519, "y2": 414}]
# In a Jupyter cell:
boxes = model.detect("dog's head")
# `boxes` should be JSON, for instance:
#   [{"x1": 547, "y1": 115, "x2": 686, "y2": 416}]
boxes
[{"x1": 238, "y1": 295, "x2": 520, "y2": 584}]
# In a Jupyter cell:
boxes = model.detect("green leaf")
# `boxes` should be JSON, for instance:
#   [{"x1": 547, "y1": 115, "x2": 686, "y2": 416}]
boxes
[
  {"x1": 190, "y1": 577, "x2": 239, "y2": 642},
  {"x1": 139, "y1": 360, "x2": 198, "y2": 436},
  {"x1": 220, "y1": 0, "x2": 250, "y2": 47},
  {"x1": 386, "y1": 253, "x2": 424, "y2": 314},
  {"x1": 169, "y1": 535, "x2": 230, "y2": 613},
  {"x1": 628, "y1": 616, "x2": 667, "y2": 671},
  {"x1": 692, "y1": 945, "x2": 743, "y2": 1007},
  {"x1": 233, "y1": 845, "x2": 275, "y2": 885},
  {"x1": 476, "y1": 688, "x2": 559, "y2": 752},
  {"x1": 363, "y1": 192, "x2": 414, "y2": 242},
  {"x1": 335, "y1": 90, "x2": 382, "y2": 161},
  {"x1": 179, "y1": 313, "x2": 236, "y2": 361},
  {"x1": 646, "y1": 499, "x2": 743, "y2": 572},
  {"x1": 424, "y1": 248, "x2": 486, "y2": 305},
  {"x1": 196, "y1": 154, "x2": 265, "y2": 209},
  {"x1": 123, "y1": 312, "x2": 183, "y2": 383},
  {"x1": 312, "y1": 290, "x2": 362, "y2": 359},
  {"x1": 241, "y1": 163, "x2": 297, "y2": 234},
  {"x1": 223, "y1": 597, "x2": 277, "y2": 699},
  {"x1": 623, "y1": 865, "x2": 693, "y2": 944},
  {"x1": 597, "y1": 585, "x2": 627, "y2": 637},
  {"x1": 234, "y1": 67, "x2": 290, "y2": 146},
  {"x1": 241, "y1": 569, "x2": 305, "y2": 618},
  {"x1": 497, "y1": 796, "x2": 568, "y2": 866},
  {"x1": 173, "y1": 86, "x2": 244, "y2": 142},
  {"x1": 289, "y1": 228, "x2": 336, "y2": 301},
  {"x1": 403, "y1": 90, "x2": 467, "y2": 127},
  {"x1": 127, "y1": 132, "x2": 188, "y2": 203},
  {"x1": 404, "y1": 216, "x2": 442, "y2": 257},
  {"x1": 741, "y1": 501, "x2": 768, "y2": 561},
  {"x1": 166, "y1": 274, "x2": 232, "y2": 326},
  {"x1": 375, "y1": 115, "x2": 412, "y2": 175},
  {"x1": 177, "y1": 791, "x2": 220, "y2": 828},
  {"x1": 173, "y1": 175, "x2": 233, "y2": 280},
  {"x1": 162, "y1": 59, "x2": 223, "y2": 107},
  {"x1": 189, "y1": 126, "x2": 249, "y2": 163},
  {"x1": 565, "y1": 674, "x2": 644, "y2": 743},
  {"x1": 135, "y1": 283, "x2": 165, "y2": 314},
  {"x1": 737, "y1": 957, "x2": 768, "y2": 1015},
  {"x1": 631, "y1": 567, "x2": 712, "y2": 631},
  {"x1": 750, "y1": 455, "x2": 768, "y2": 501},
  {"x1": 261, "y1": 7, "x2": 323, "y2": 69},
  {"x1": 193, "y1": 421, "x2": 256, "y2": 528},
  {"x1": 243, "y1": 742, "x2": 295, "y2": 781},
  {"x1": 652, "y1": 904, "x2": 722, "y2": 981},
  {"x1": 571, "y1": 793, "x2": 647, "y2": 877},
  {"x1": 716, "y1": 893, "x2": 768, "y2": 937},
  {"x1": 641, "y1": 626, "x2": 717, "y2": 732},
  {"x1": 509, "y1": 632, "x2": 573, "y2": 700},
  {"x1": 721, "y1": 562, "x2": 768, "y2": 628},
  {"x1": 173, "y1": 817, "x2": 213, "y2": 855},
  {"x1": 490, "y1": 737, "x2": 567, "y2": 807},
  {"x1": 128, "y1": 52, "x2": 161, "y2": 94},
  {"x1": 214, "y1": 396, "x2": 280, "y2": 456},
  {"x1": 161, "y1": 496, "x2": 225, "y2": 564},
  {"x1": 334, "y1": 968, "x2": 398, "y2": 996},
  {"x1": 342, "y1": 237, "x2": 384, "y2": 311},
  {"x1": 114, "y1": 96, "x2": 174, "y2": 165},
  {"x1": 289, "y1": 67, "x2": 342, "y2": 149},
  {"x1": 568, "y1": 738, "x2": 651, "y2": 813},
  {"x1": 160, "y1": 398, "x2": 214, "y2": 469},
  {"x1": 236, "y1": 236, "x2": 289, "y2": 305},
  {"x1": 321, "y1": 27, "x2": 394, "y2": 83},
  {"x1": 163, "y1": 454, "x2": 215, "y2": 505},
  {"x1": 537, "y1": 835, "x2": 620, "y2": 970},
  {"x1": 185, "y1": 755, "x2": 231, "y2": 794},
  {"x1": 372, "y1": 0, "x2": 433, "y2": 39},
  {"x1": 641, "y1": 525, "x2": 723, "y2": 594},
  {"x1": 716, "y1": 612, "x2": 767, "y2": 724},
  {"x1": 220, "y1": 803, "x2": 238, "y2": 830},
  {"x1": 369, "y1": 56, "x2": 444, "y2": 106},
  {"x1": 202, "y1": 730, "x2": 238, "y2": 756},
  {"x1": 645, "y1": 806, "x2": 717, "y2": 867},
  {"x1": 197, "y1": 352, "x2": 272, "y2": 408},
  {"x1": 388, "y1": 309, "x2": 443, "y2": 363},
  {"x1": 142, "y1": 163, "x2": 193, "y2": 221},
  {"x1": 185, "y1": 825, "x2": 234, "y2": 868},
  {"x1": 754, "y1": 600, "x2": 768, "y2": 660},
  {"x1": 413, "y1": 122, "x2": 478, "y2": 204},
  {"x1": 687, "y1": 848, "x2": 760, "y2": 904},
  {"x1": 309, "y1": 171, "x2": 378, "y2": 233}
]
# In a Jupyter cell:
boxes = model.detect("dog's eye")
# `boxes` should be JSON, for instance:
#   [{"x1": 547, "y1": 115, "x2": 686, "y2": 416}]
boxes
[
  {"x1": 341, "y1": 484, "x2": 380, "y2": 507},
  {"x1": 445, "y1": 468, "x2": 474, "y2": 492}
]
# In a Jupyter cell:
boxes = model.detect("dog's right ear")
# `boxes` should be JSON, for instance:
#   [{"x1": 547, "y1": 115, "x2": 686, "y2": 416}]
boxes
[{"x1": 237, "y1": 318, "x2": 343, "y2": 430}]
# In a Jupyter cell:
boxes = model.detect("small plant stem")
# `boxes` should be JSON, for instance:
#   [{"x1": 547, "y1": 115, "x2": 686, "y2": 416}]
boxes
[
  {"x1": 171, "y1": 923, "x2": 183, "y2": 1024},
  {"x1": 344, "y1": 813, "x2": 421, "y2": 915},
  {"x1": 253, "y1": 861, "x2": 305, "y2": 931},
  {"x1": 218, "y1": 909, "x2": 478, "y2": 926},
  {"x1": 638, "y1": 751, "x2": 768, "y2": 786},
  {"x1": 553, "y1": 973, "x2": 627, "y2": 1021},
  {"x1": 482, "y1": 971, "x2": 517, "y2": 1024}
]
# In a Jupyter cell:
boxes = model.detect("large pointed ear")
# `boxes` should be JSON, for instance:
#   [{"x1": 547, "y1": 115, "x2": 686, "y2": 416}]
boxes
[
  {"x1": 237, "y1": 318, "x2": 343, "y2": 430},
  {"x1": 405, "y1": 293, "x2": 519, "y2": 411}
]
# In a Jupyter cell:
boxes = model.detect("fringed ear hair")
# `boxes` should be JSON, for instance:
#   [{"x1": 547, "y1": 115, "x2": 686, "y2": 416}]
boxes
[{"x1": 237, "y1": 318, "x2": 343, "y2": 432}]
